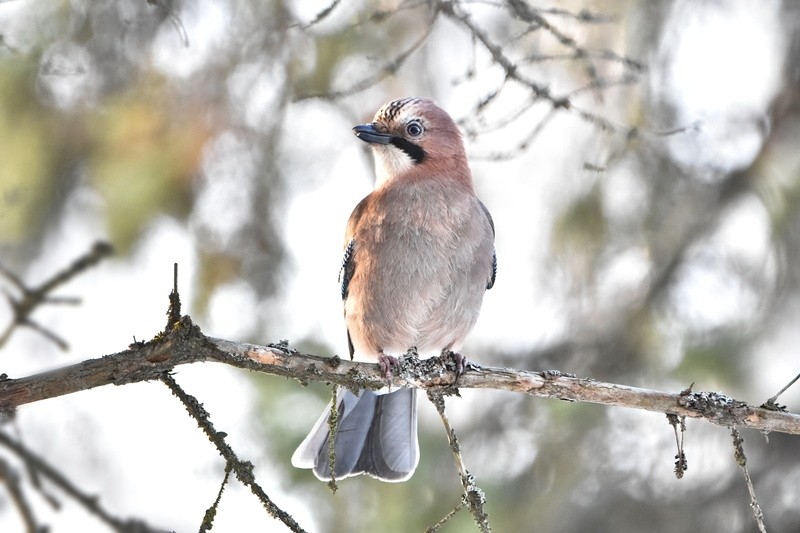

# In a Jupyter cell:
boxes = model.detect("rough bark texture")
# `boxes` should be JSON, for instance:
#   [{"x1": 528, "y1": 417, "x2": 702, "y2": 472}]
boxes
[{"x1": 1, "y1": 316, "x2": 798, "y2": 436}]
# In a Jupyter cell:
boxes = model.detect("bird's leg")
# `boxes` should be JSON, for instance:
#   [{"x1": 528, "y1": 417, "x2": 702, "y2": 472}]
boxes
[{"x1": 440, "y1": 350, "x2": 468, "y2": 377}]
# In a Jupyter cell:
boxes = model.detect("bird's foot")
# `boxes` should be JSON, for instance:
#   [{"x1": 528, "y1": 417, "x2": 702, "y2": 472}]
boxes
[
  {"x1": 440, "y1": 350, "x2": 468, "y2": 378},
  {"x1": 378, "y1": 353, "x2": 400, "y2": 380}
]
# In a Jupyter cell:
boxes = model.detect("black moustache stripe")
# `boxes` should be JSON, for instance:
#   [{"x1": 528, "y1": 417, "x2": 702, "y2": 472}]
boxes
[{"x1": 390, "y1": 137, "x2": 426, "y2": 165}]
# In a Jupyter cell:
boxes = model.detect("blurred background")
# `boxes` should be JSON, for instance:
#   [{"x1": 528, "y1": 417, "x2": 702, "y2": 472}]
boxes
[{"x1": 1, "y1": 0, "x2": 799, "y2": 531}]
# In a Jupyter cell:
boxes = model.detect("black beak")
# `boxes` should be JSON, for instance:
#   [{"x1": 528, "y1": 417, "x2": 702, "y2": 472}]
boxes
[{"x1": 353, "y1": 123, "x2": 393, "y2": 145}]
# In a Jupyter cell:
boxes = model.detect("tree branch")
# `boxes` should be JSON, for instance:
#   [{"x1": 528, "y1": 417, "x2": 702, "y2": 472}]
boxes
[
  {"x1": 0, "y1": 241, "x2": 113, "y2": 350},
  {"x1": 428, "y1": 390, "x2": 490, "y2": 532},
  {"x1": 160, "y1": 372, "x2": 305, "y2": 532},
  {"x1": 0, "y1": 316, "x2": 798, "y2": 436},
  {"x1": 0, "y1": 431, "x2": 168, "y2": 532}
]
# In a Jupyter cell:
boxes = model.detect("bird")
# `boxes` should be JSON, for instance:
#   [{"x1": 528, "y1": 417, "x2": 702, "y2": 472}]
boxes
[{"x1": 291, "y1": 97, "x2": 496, "y2": 482}]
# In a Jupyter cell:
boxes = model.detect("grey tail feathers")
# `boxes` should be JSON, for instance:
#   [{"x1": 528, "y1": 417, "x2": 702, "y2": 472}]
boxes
[{"x1": 291, "y1": 388, "x2": 419, "y2": 482}]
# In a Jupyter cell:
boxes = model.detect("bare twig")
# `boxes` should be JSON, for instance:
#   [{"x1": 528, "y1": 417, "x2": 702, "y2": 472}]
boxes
[
  {"x1": 731, "y1": 428, "x2": 768, "y2": 533},
  {"x1": 437, "y1": 0, "x2": 646, "y2": 160},
  {"x1": 506, "y1": 0, "x2": 643, "y2": 78},
  {"x1": 471, "y1": 107, "x2": 559, "y2": 160},
  {"x1": 0, "y1": 241, "x2": 113, "y2": 350},
  {"x1": 326, "y1": 384, "x2": 339, "y2": 493},
  {"x1": 537, "y1": 5, "x2": 616, "y2": 24},
  {"x1": 437, "y1": 0, "x2": 566, "y2": 107},
  {"x1": 426, "y1": 499, "x2": 465, "y2": 533},
  {"x1": 160, "y1": 373, "x2": 306, "y2": 533},
  {"x1": 199, "y1": 461, "x2": 232, "y2": 533},
  {"x1": 0, "y1": 431, "x2": 167, "y2": 532},
  {"x1": 0, "y1": 456, "x2": 41, "y2": 533},
  {"x1": 293, "y1": 0, "x2": 342, "y2": 29},
  {"x1": 165, "y1": 263, "x2": 181, "y2": 333},
  {"x1": 667, "y1": 413, "x2": 687, "y2": 478},
  {"x1": 428, "y1": 390, "x2": 491, "y2": 532},
  {"x1": 12, "y1": 421, "x2": 60, "y2": 510},
  {"x1": 763, "y1": 372, "x2": 800, "y2": 411},
  {"x1": 293, "y1": 12, "x2": 437, "y2": 101}
]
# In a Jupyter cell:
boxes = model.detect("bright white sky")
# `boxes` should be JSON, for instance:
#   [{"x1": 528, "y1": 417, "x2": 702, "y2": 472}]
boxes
[{"x1": 652, "y1": 0, "x2": 784, "y2": 178}]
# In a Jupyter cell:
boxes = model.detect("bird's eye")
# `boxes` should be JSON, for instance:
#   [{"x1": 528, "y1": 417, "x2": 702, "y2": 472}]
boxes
[{"x1": 405, "y1": 120, "x2": 424, "y2": 137}]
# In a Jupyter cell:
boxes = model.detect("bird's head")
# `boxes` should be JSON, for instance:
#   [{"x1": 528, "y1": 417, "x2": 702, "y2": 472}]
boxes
[{"x1": 353, "y1": 98, "x2": 470, "y2": 187}]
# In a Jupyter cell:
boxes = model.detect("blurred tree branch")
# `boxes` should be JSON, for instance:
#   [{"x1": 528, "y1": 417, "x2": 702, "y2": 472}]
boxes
[
  {"x1": 0, "y1": 242, "x2": 114, "y2": 351},
  {"x1": 0, "y1": 314, "x2": 798, "y2": 436},
  {"x1": 0, "y1": 431, "x2": 168, "y2": 533},
  {"x1": 293, "y1": 9, "x2": 437, "y2": 101}
]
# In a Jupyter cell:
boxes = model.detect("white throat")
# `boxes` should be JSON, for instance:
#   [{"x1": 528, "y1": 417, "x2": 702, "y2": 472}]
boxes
[{"x1": 373, "y1": 145, "x2": 415, "y2": 186}]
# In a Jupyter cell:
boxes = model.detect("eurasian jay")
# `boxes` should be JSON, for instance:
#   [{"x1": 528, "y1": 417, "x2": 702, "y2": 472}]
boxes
[{"x1": 292, "y1": 97, "x2": 496, "y2": 482}]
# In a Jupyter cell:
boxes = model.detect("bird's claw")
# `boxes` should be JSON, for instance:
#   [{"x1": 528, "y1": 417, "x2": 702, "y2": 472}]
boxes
[
  {"x1": 440, "y1": 350, "x2": 468, "y2": 378},
  {"x1": 378, "y1": 353, "x2": 399, "y2": 380}
]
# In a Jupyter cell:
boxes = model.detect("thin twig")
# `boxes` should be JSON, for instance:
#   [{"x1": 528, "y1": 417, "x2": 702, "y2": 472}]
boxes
[
  {"x1": 763, "y1": 372, "x2": 800, "y2": 411},
  {"x1": 0, "y1": 241, "x2": 113, "y2": 350},
  {"x1": 326, "y1": 384, "x2": 339, "y2": 493},
  {"x1": 0, "y1": 431, "x2": 166, "y2": 532},
  {"x1": 437, "y1": 0, "x2": 563, "y2": 105},
  {"x1": 0, "y1": 456, "x2": 41, "y2": 533},
  {"x1": 438, "y1": 0, "x2": 644, "y2": 161},
  {"x1": 472, "y1": 107, "x2": 559, "y2": 160},
  {"x1": 427, "y1": 390, "x2": 491, "y2": 532},
  {"x1": 293, "y1": 0, "x2": 342, "y2": 29},
  {"x1": 199, "y1": 462, "x2": 232, "y2": 533},
  {"x1": 667, "y1": 413, "x2": 687, "y2": 478},
  {"x1": 731, "y1": 428, "x2": 768, "y2": 533},
  {"x1": 165, "y1": 263, "x2": 181, "y2": 333},
  {"x1": 160, "y1": 373, "x2": 307, "y2": 533},
  {"x1": 426, "y1": 499, "x2": 464, "y2": 533},
  {"x1": 13, "y1": 421, "x2": 60, "y2": 510},
  {"x1": 294, "y1": 12, "x2": 437, "y2": 101}
]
